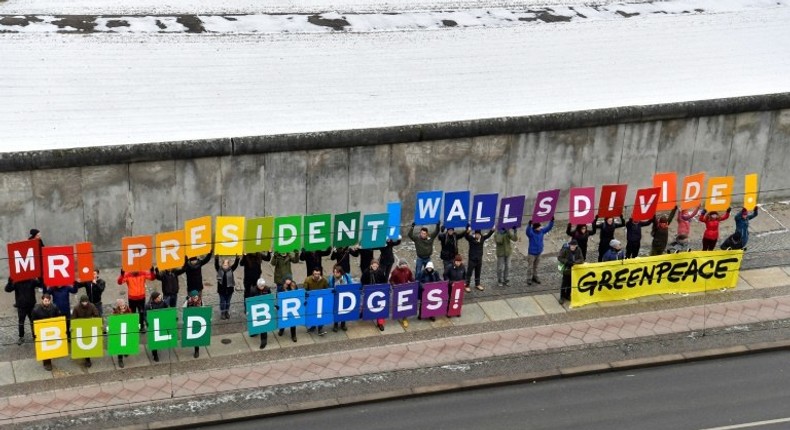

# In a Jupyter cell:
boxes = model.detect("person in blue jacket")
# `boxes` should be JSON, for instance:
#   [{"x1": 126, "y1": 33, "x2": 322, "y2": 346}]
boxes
[
  {"x1": 526, "y1": 217, "x2": 554, "y2": 285},
  {"x1": 734, "y1": 206, "x2": 758, "y2": 248}
]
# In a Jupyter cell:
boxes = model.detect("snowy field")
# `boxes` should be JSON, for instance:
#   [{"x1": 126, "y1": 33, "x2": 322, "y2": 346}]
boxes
[{"x1": 1, "y1": 0, "x2": 789, "y2": 152}]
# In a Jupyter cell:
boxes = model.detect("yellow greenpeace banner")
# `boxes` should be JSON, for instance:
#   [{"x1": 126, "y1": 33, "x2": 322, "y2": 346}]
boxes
[{"x1": 571, "y1": 250, "x2": 744, "y2": 308}]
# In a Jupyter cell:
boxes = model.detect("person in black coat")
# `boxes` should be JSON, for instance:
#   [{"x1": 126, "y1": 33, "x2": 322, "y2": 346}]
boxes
[
  {"x1": 331, "y1": 247, "x2": 354, "y2": 276},
  {"x1": 464, "y1": 228, "x2": 495, "y2": 291},
  {"x1": 444, "y1": 255, "x2": 468, "y2": 291},
  {"x1": 145, "y1": 292, "x2": 169, "y2": 362},
  {"x1": 594, "y1": 215, "x2": 625, "y2": 262},
  {"x1": 299, "y1": 248, "x2": 330, "y2": 281},
  {"x1": 438, "y1": 225, "x2": 465, "y2": 273},
  {"x1": 352, "y1": 247, "x2": 375, "y2": 276},
  {"x1": 624, "y1": 218, "x2": 653, "y2": 259},
  {"x1": 251, "y1": 278, "x2": 272, "y2": 349},
  {"x1": 241, "y1": 252, "x2": 269, "y2": 304},
  {"x1": 155, "y1": 266, "x2": 186, "y2": 308},
  {"x1": 32, "y1": 293, "x2": 61, "y2": 371},
  {"x1": 378, "y1": 237, "x2": 401, "y2": 279},
  {"x1": 183, "y1": 251, "x2": 213, "y2": 296},
  {"x1": 361, "y1": 259, "x2": 388, "y2": 331},
  {"x1": 566, "y1": 223, "x2": 594, "y2": 261},
  {"x1": 5, "y1": 277, "x2": 40, "y2": 345},
  {"x1": 74, "y1": 269, "x2": 107, "y2": 316}
]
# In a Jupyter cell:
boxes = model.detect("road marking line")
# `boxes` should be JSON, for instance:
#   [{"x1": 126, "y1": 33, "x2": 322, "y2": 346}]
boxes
[{"x1": 701, "y1": 416, "x2": 790, "y2": 429}]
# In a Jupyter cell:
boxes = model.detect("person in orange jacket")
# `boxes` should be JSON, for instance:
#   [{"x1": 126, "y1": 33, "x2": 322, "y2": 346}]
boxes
[{"x1": 117, "y1": 268, "x2": 155, "y2": 332}]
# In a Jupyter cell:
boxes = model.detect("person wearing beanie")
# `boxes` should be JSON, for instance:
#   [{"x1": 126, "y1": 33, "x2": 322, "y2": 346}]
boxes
[
  {"x1": 277, "y1": 275, "x2": 299, "y2": 342},
  {"x1": 362, "y1": 259, "x2": 389, "y2": 330},
  {"x1": 494, "y1": 227, "x2": 518, "y2": 287},
  {"x1": 251, "y1": 278, "x2": 272, "y2": 348},
  {"x1": 593, "y1": 214, "x2": 625, "y2": 262},
  {"x1": 75, "y1": 269, "x2": 107, "y2": 317},
  {"x1": 557, "y1": 240, "x2": 584, "y2": 305},
  {"x1": 650, "y1": 206, "x2": 678, "y2": 256},
  {"x1": 32, "y1": 294, "x2": 61, "y2": 371},
  {"x1": 464, "y1": 226, "x2": 495, "y2": 291},
  {"x1": 408, "y1": 221, "x2": 441, "y2": 279},
  {"x1": 72, "y1": 294, "x2": 100, "y2": 368},
  {"x1": 625, "y1": 216, "x2": 653, "y2": 259},
  {"x1": 378, "y1": 237, "x2": 401, "y2": 279},
  {"x1": 416, "y1": 261, "x2": 439, "y2": 321},
  {"x1": 145, "y1": 291, "x2": 168, "y2": 362},
  {"x1": 526, "y1": 218, "x2": 555, "y2": 286},
  {"x1": 444, "y1": 254, "x2": 468, "y2": 292},
  {"x1": 304, "y1": 267, "x2": 329, "y2": 335},
  {"x1": 183, "y1": 290, "x2": 204, "y2": 358},
  {"x1": 329, "y1": 265, "x2": 353, "y2": 332},
  {"x1": 112, "y1": 299, "x2": 133, "y2": 368},
  {"x1": 215, "y1": 255, "x2": 241, "y2": 320},
  {"x1": 5, "y1": 276, "x2": 40, "y2": 345},
  {"x1": 29, "y1": 228, "x2": 40, "y2": 240},
  {"x1": 699, "y1": 207, "x2": 731, "y2": 250},
  {"x1": 388, "y1": 259, "x2": 415, "y2": 329},
  {"x1": 602, "y1": 239, "x2": 625, "y2": 262},
  {"x1": 734, "y1": 206, "x2": 758, "y2": 248}
]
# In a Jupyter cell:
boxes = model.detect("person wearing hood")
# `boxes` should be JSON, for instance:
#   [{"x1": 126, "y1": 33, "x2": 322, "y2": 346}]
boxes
[
  {"x1": 699, "y1": 207, "x2": 731, "y2": 250},
  {"x1": 251, "y1": 278, "x2": 272, "y2": 348},
  {"x1": 378, "y1": 237, "x2": 401, "y2": 279},
  {"x1": 388, "y1": 259, "x2": 415, "y2": 328},
  {"x1": 32, "y1": 293, "x2": 61, "y2": 371},
  {"x1": 676, "y1": 205, "x2": 701, "y2": 239},
  {"x1": 625, "y1": 216, "x2": 653, "y2": 259},
  {"x1": 734, "y1": 206, "x2": 758, "y2": 248},
  {"x1": 465, "y1": 227, "x2": 495, "y2": 291},
  {"x1": 439, "y1": 224, "x2": 465, "y2": 274},
  {"x1": 215, "y1": 255, "x2": 241, "y2": 320},
  {"x1": 526, "y1": 218, "x2": 555, "y2": 285},
  {"x1": 72, "y1": 294, "x2": 100, "y2": 367},
  {"x1": 557, "y1": 240, "x2": 584, "y2": 305},
  {"x1": 183, "y1": 251, "x2": 213, "y2": 296},
  {"x1": 650, "y1": 206, "x2": 678, "y2": 256},
  {"x1": 5, "y1": 276, "x2": 40, "y2": 345},
  {"x1": 145, "y1": 291, "x2": 168, "y2": 362},
  {"x1": 416, "y1": 261, "x2": 438, "y2": 321},
  {"x1": 602, "y1": 239, "x2": 625, "y2": 262},
  {"x1": 495, "y1": 227, "x2": 518, "y2": 287},
  {"x1": 594, "y1": 215, "x2": 625, "y2": 262}
]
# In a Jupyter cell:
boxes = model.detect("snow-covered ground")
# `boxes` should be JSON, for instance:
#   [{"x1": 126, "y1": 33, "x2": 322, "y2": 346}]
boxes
[{"x1": 1, "y1": 0, "x2": 789, "y2": 153}]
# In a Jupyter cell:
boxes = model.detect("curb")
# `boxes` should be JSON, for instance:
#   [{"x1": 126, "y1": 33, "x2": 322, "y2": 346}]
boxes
[{"x1": 141, "y1": 338, "x2": 790, "y2": 429}]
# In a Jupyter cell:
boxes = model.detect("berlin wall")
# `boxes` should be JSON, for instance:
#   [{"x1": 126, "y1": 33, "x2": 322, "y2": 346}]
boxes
[{"x1": 1, "y1": 96, "x2": 789, "y2": 271}]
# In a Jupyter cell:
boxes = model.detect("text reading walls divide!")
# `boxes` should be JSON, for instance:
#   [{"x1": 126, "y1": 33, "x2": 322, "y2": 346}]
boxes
[{"x1": 5, "y1": 171, "x2": 758, "y2": 361}]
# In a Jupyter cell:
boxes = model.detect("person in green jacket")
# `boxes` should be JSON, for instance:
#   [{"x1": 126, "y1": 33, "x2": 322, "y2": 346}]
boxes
[
  {"x1": 408, "y1": 221, "x2": 440, "y2": 279},
  {"x1": 270, "y1": 251, "x2": 299, "y2": 288},
  {"x1": 494, "y1": 227, "x2": 518, "y2": 287}
]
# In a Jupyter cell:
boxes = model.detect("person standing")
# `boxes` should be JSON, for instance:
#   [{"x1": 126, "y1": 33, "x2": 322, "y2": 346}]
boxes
[
  {"x1": 32, "y1": 293, "x2": 61, "y2": 371},
  {"x1": 415, "y1": 261, "x2": 438, "y2": 321},
  {"x1": 183, "y1": 251, "x2": 214, "y2": 297},
  {"x1": 72, "y1": 294, "x2": 100, "y2": 367},
  {"x1": 5, "y1": 276, "x2": 40, "y2": 345},
  {"x1": 557, "y1": 240, "x2": 584, "y2": 305},
  {"x1": 734, "y1": 206, "x2": 759, "y2": 248},
  {"x1": 594, "y1": 215, "x2": 625, "y2": 262},
  {"x1": 361, "y1": 259, "x2": 389, "y2": 330},
  {"x1": 330, "y1": 247, "x2": 354, "y2": 277},
  {"x1": 241, "y1": 252, "x2": 268, "y2": 307},
  {"x1": 443, "y1": 255, "x2": 467, "y2": 291},
  {"x1": 438, "y1": 225, "x2": 465, "y2": 274},
  {"x1": 112, "y1": 299, "x2": 132, "y2": 368},
  {"x1": 183, "y1": 290, "x2": 204, "y2": 358},
  {"x1": 145, "y1": 291, "x2": 168, "y2": 362},
  {"x1": 251, "y1": 278, "x2": 272, "y2": 349},
  {"x1": 566, "y1": 223, "x2": 593, "y2": 261},
  {"x1": 215, "y1": 255, "x2": 240, "y2": 320},
  {"x1": 44, "y1": 284, "x2": 78, "y2": 337},
  {"x1": 271, "y1": 251, "x2": 299, "y2": 289},
  {"x1": 624, "y1": 217, "x2": 653, "y2": 259},
  {"x1": 75, "y1": 269, "x2": 106, "y2": 316},
  {"x1": 525, "y1": 218, "x2": 555, "y2": 286},
  {"x1": 676, "y1": 206, "x2": 701, "y2": 240},
  {"x1": 303, "y1": 267, "x2": 329, "y2": 336},
  {"x1": 155, "y1": 266, "x2": 185, "y2": 309},
  {"x1": 299, "y1": 248, "x2": 331, "y2": 281},
  {"x1": 699, "y1": 208, "x2": 731, "y2": 251},
  {"x1": 494, "y1": 227, "x2": 518, "y2": 287},
  {"x1": 650, "y1": 206, "x2": 678, "y2": 256},
  {"x1": 329, "y1": 265, "x2": 353, "y2": 332},
  {"x1": 408, "y1": 221, "x2": 440, "y2": 278},
  {"x1": 117, "y1": 268, "x2": 155, "y2": 333},
  {"x1": 378, "y1": 237, "x2": 401, "y2": 279},
  {"x1": 464, "y1": 228, "x2": 495, "y2": 291},
  {"x1": 276, "y1": 276, "x2": 299, "y2": 342},
  {"x1": 386, "y1": 259, "x2": 414, "y2": 328}
]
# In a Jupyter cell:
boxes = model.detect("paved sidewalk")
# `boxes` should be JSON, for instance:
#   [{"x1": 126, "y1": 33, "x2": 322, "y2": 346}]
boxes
[{"x1": 1, "y1": 264, "x2": 789, "y2": 426}]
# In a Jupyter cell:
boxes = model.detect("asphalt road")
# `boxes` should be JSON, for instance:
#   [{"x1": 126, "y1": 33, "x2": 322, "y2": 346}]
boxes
[{"x1": 203, "y1": 351, "x2": 790, "y2": 430}]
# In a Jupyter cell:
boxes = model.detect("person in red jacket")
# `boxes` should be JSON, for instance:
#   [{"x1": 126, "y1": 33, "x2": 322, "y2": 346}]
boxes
[
  {"x1": 117, "y1": 268, "x2": 156, "y2": 333},
  {"x1": 699, "y1": 208, "x2": 731, "y2": 251},
  {"x1": 388, "y1": 259, "x2": 415, "y2": 328}
]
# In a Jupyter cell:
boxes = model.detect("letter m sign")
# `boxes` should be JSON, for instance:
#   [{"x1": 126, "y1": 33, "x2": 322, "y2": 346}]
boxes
[{"x1": 7, "y1": 239, "x2": 41, "y2": 282}]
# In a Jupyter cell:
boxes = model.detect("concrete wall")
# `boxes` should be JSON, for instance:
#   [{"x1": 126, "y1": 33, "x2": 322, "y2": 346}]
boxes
[{"x1": 1, "y1": 108, "x2": 788, "y2": 274}]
